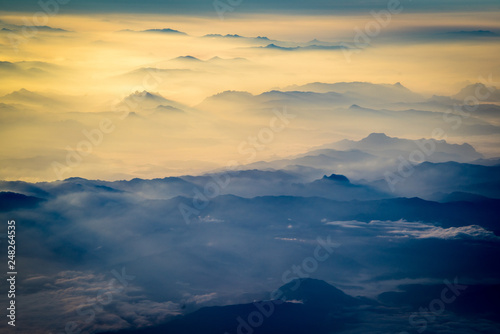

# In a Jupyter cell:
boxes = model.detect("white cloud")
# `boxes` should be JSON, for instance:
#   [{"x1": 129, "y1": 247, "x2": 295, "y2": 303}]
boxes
[
  {"x1": 16, "y1": 270, "x2": 180, "y2": 334},
  {"x1": 199, "y1": 215, "x2": 224, "y2": 223},
  {"x1": 185, "y1": 292, "x2": 218, "y2": 304},
  {"x1": 285, "y1": 299, "x2": 304, "y2": 304},
  {"x1": 325, "y1": 219, "x2": 499, "y2": 240},
  {"x1": 399, "y1": 224, "x2": 499, "y2": 240}
]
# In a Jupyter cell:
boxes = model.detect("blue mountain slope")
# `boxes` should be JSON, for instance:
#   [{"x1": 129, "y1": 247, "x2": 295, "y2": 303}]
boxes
[
  {"x1": 101, "y1": 278, "x2": 369, "y2": 334},
  {"x1": 0, "y1": 191, "x2": 44, "y2": 211}
]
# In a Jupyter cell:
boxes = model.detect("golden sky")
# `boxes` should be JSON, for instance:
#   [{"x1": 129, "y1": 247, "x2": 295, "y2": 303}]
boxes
[{"x1": 1, "y1": 11, "x2": 499, "y2": 181}]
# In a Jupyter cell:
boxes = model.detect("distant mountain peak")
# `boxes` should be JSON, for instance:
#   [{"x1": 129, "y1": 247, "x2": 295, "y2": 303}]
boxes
[
  {"x1": 173, "y1": 55, "x2": 202, "y2": 61},
  {"x1": 128, "y1": 90, "x2": 164, "y2": 99},
  {"x1": 264, "y1": 43, "x2": 297, "y2": 50},
  {"x1": 3, "y1": 88, "x2": 47, "y2": 100},
  {"x1": 116, "y1": 90, "x2": 176, "y2": 112},
  {"x1": 322, "y1": 173, "x2": 350, "y2": 183},
  {"x1": 453, "y1": 82, "x2": 498, "y2": 101},
  {"x1": 207, "y1": 56, "x2": 248, "y2": 63},
  {"x1": 364, "y1": 133, "x2": 391, "y2": 141},
  {"x1": 204, "y1": 33, "x2": 242, "y2": 38},
  {"x1": 278, "y1": 278, "x2": 361, "y2": 306},
  {"x1": 212, "y1": 90, "x2": 254, "y2": 99},
  {"x1": 328, "y1": 133, "x2": 483, "y2": 163},
  {"x1": 142, "y1": 28, "x2": 186, "y2": 35},
  {"x1": 155, "y1": 105, "x2": 184, "y2": 114},
  {"x1": 306, "y1": 38, "x2": 331, "y2": 46},
  {"x1": 63, "y1": 177, "x2": 88, "y2": 182},
  {"x1": 11, "y1": 88, "x2": 35, "y2": 95}
]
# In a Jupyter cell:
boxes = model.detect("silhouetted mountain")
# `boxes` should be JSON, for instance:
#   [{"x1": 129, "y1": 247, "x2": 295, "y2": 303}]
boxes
[
  {"x1": 430, "y1": 191, "x2": 495, "y2": 203},
  {"x1": 207, "y1": 56, "x2": 249, "y2": 64},
  {"x1": 187, "y1": 194, "x2": 500, "y2": 231},
  {"x1": 0, "y1": 192, "x2": 44, "y2": 211},
  {"x1": 328, "y1": 133, "x2": 483, "y2": 163},
  {"x1": 322, "y1": 174, "x2": 350, "y2": 183},
  {"x1": 283, "y1": 81, "x2": 424, "y2": 103},
  {"x1": 102, "y1": 279, "x2": 368, "y2": 334},
  {"x1": 172, "y1": 55, "x2": 202, "y2": 61},
  {"x1": 141, "y1": 28, "x2": 187, "y2": 35},
  {"x1": 260, "y1": 43, "x2": 346, "y2": 51},
  {"x1": 196, "y1": 90, "x2": 257, "y2": 111},
  {"x1": 202, "y1": 34, "x2": 276, "y2": 44},
  {"x1": 374, "y1": 161, "x2": 500, "y2": 199},
  {"x1": 453, "y1": 83, "x2": 500, "y2": 102},
  {"x1": 306, "y1": 38, "x2": 331, "y2": 45},
  {"x1": 204, "y1": 33, "x2": 243, "y2": 38},
  {"x1": 0, "y1": 88, "x2": 66, "y2": 107},
  {"x1": 470, "y1": 157, "x2": 500, "y2": 166},
  {"x1": 0, "y1": 180, "x2": 50, "y2": 198},
  {"x1": 241, "y1": 149, "x2": 378, "y2": 181},
  {"x1": 101, "y1": 278, "x2": 500, "y2": 334},
  {"x1": 279, "y1": 278, "x2": 363, "y2": 307},
  {"x1": 257, "y1": 90, "x2": 347, "y2": 105},
  {"x1": 290, "y1": 173, "x2": 388, "y2": 201},
  {"x1": 154, "y1": 105, "x2": 185, "y2": 113},
  {"x1": 116, "y1": 90, "x2": 188, "y2": 113}
]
